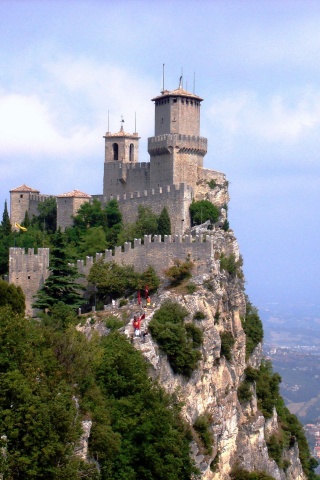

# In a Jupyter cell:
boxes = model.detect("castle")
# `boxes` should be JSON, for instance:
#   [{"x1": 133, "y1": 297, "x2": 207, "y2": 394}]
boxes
[
  {"x1": 9, "y1": 81, "x2": 230, "y2": 315},
  {"x1": 10, "y1": 82, "x2": 227, "y2": 234}
]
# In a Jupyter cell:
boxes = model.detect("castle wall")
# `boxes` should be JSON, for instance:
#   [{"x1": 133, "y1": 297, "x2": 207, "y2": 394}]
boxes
[
  {"x1": 77, "y1": 234, "x2": 214, "y2": 279},
  {"x1": 9, "y1": 247, "x2": 50, "y2": 316},
  {"x1": 105, "y1": 183, "x2": 193, "y2": 235},
  {"x1": 29, "y1": 194, "x2": 53, "y2": 218},
  {"x1": 103, "y1": 162, "x2": 150, "y2": 197}
]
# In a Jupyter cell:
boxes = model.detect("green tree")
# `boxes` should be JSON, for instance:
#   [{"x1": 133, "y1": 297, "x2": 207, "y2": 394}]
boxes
[
  {"x1": 31, "y1": 196, "x2": 57, "y2": 233},
  {"x1": 73, "y1": 199, "x2": 106, "y2": 231},
  {"x1": 1, "y1": 200, "x2": 11, "y2": 236},
  {"x1": 0, "y1": 279, "x2": 25, "y2": 314},
  {"x1": 189, "y1": 200, "x2": 219, "y2": 226},
  {"x1": 149, "y1": 300, "x2": 202, "y2": 377},
  {"x1": 105, "y1": 199, "x2": 122, "y2": 228},
  {"x1": 158, "y1": 206, "x2": 171, "y2": 237},
  {"x1": 93, "y1": 331, "x2": 198, "y2": 479},
  {"x1": 78, "y1": 226, "x2": 107, "y2": 258},
  {"x1": 33, "y1": 232, "x2": 83, "y2": 311}
]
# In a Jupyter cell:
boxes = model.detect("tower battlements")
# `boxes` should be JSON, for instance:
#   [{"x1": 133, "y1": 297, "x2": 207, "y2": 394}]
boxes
[
  {"x1": 9, "y1": 248, "x2": 50, "y2": 317},
  {"x1": 148, "y1": 134, "x2": 207, "y2": 155}
]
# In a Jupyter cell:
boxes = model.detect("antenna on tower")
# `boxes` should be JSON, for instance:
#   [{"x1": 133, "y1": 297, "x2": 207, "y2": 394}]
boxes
[
  {"x1": 134, "y1": 111, "x2": 137, "y2": 133},
  {"x1": 162, "y1": 63, "x2": 165, "y2": 93},
  {"x1": 107, "y1": 110, "x2": 110, "y2": 133},
  {"x1": 120, "y1": 115, "x2": 124, "y2": 131}
]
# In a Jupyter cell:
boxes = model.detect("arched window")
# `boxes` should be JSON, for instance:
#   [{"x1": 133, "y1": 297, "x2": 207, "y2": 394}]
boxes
[
  {"x1": 113, "y1": 143, "x2": 118, "y2": 160},
  {"x1": 129, "y1": 143, "x2": 134, "y2": 162}
]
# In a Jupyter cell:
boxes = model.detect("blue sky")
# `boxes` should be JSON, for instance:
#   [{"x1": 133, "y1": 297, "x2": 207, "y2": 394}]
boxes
[{"x1": 1, "y1": 0, "x2": 320, "y2": 308}]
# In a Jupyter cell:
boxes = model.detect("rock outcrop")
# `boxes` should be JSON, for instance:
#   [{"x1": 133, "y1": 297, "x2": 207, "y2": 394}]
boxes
[{"x1": 122, "y1": 227, "x2": 307, "y2": 480}]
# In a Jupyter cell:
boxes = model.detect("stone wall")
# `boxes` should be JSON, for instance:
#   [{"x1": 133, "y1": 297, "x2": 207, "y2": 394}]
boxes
[
  {"x1": 76, "y1": 233, "x2": 215, "y2": 278},
  {"x1": 9, "y1": 247, "x2": 50, "y2": 316}
]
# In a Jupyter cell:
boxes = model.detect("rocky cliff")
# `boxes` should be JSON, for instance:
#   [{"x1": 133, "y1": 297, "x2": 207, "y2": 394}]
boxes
[{"x1": 118, "y1": 225, "x2": 308, "y2": 480}]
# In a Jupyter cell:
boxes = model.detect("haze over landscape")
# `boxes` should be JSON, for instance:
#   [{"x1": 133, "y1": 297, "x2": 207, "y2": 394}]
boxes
[{"x1": 1, "y1": 0, "x2": 320, "y2": 309}]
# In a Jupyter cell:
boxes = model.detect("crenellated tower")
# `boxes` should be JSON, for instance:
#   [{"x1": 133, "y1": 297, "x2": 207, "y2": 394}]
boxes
[{"x1": 148, "y1": 86, "x2": 207, "y2": 190}]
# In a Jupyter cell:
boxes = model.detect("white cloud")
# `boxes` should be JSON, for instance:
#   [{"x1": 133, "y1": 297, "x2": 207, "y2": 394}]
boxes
[
  {"x1": 206, "y1": 88, "x2": 320, "y2": 144},
  {"x1": 0, "y1": 92, "x2": 98, "y2": 156}
]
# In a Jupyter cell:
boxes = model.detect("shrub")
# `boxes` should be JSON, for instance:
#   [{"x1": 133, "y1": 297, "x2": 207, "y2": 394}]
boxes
[
  {"x1": 210, "y1": 451, "x2": 220, "y2": 472},
  {"x1": 230, "y1": 467, "x2": 276, "y2": 480},
  {"x1": 220, "y1": 331, "x2": 235, "y2": 361},
  {"x1": 193, "y1": 414, "x2": 213, "y2": 454},
  {"x1": 221, "y1": 219, "x2": 229, "y2": 231},
  {"x1": 193, "y1": 310, "x2": 206, "y2": 320},
  {"x1": 105, "y1": 315, "x2": 124, "y2": 330},
  {"x1": 220, "y1": 253, "x2": 243, "y2": 277},
  {"x1": 149, "y1": 300, "x2": 203, "y2": 377},
  {"x1": 186, "y1": 282, "x2": 197, "y2": 294},
  {"x1": 189, "y1": 200, "x2": 219, "y2": 226},
  {"x1": 214, "y1": 311, "x2": 220, "y2": 324},
  {"x1": 241, "y1": 302, "x2": 264, "y2": 359},
  {"x1": 164, "y1": 259, "x2": 194, "y2": 286},
  {"x1": 237, "y1": 381, "x2": 253, "y2": 403},
  {"x1": 118, "y1": 299, "x2": 128, "y2": 307},
  {"x1": 207, "y1": 179, "x2": 216, "y2": 189}
]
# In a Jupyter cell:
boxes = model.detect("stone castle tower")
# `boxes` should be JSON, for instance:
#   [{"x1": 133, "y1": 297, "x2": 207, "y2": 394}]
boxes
[{"x1": 10, "y1": 82, "x2": 226, "y2": 234}]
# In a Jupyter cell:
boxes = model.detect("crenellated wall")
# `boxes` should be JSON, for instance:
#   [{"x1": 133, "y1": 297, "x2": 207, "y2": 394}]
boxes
[
  {"x1": 76, "y1": 233, "x2": 215, "y2": 278},
  {"x1": 9, "y1": 247, "x2": 50, "y2": 316},
  {"x1": 9, "y1": 231, "x2": 229, "y2": 316}
]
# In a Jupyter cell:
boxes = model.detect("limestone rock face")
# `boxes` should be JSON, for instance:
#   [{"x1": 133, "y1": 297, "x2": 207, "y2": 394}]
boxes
[{"x1": 133, "y1": 230, "x2": 307, "y2": 480}]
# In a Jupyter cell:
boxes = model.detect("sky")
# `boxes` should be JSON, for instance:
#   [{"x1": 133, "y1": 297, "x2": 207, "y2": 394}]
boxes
[{"x1": 1, "y1": 0, "x2": 320, "y2": 309}]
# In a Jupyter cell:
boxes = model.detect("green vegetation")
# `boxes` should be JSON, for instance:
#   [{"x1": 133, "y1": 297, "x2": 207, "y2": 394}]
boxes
[
  {"x1": 189, "y1": 199, "x2": 219, "y2": 226},
  {"x1": 220, "y1": 331, "x2": 235, "y2": 361},
  {"x1": 230, "y1": 467, "x2": 276, "y2": 480},
  {"x1": 186, "y1": 282, "x2": 197, "y2": 294},
  {"x1": 0, "y1": 304, "x2": 199, "y2": 479},
  {"x1": 157, "y1": 206, "x2": 171, "y2": 237},
  {"x1": 193, "y1": 310, "x2": 206, "y2": 320},
  {"x1": 207, "y1": 179, "x2": 216, "y2": 189},
  {"x1": 88, "y1": 260, "x2": 160, "y2": 302},
  {"x1": 0, "y1": 278, "x2": 25, "y2": 314},
  {"x1": 220, "y1": 253, "x2": 243, "y2": 278},
  {"x1": 149, "y1": 300, "x2": 203, "y2": 377},
  {"x1": 193, "y1": 414, "x2": 213, "y2": 454},
  {"x1": 221, "y1": 219, "x2": 229, "y2": 231},
  {"x1": 33, "y1": 232, "x2": 84, "y2": 311},
  {"x1": 242, "y1": 360, "x2": 320, "y2": 478},
  {"x1": 241, "y1": 301, "x2": 264, "y2": 359},
  {"x1": 164, "y1": 259, "x2": 194, "y2": 286}
]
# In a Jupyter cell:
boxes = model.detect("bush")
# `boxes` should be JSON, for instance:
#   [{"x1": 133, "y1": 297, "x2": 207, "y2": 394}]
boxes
[
  {"x1": 220, "y1": 331, "x2": 235, "y2": 361},
  {"x1": 189, "y1": 200, "x2": 219, "y2": 226},
  {"x1": 241, "y1": 302, "x2": 264, "y2": 359},
  {"x1": 186, "y1": 282, "x2": 197, "y2": 294},
  {"x1": 220, "y1": 253, "x2": 243, "y2": 277},
  {"x1": 221, "y1": 219, "x2": 229, "y2": 231},
  {"x1": 149, "y1": 300, "x2": 203, "y2": 377},
  {"x1": 230, "y1": 467, "x2": 276, "y2": 480},
  {"x1": 237, "y1": 381, "x2": 253, "y2": 403},
  {"x1": 118, "y1": 299, "x2": 128, "y2": 307},
  {"x1": 207, "y1": 179, "x2": 216, "y2": 189},
  {"x1": 105, "y1": 315, "x2": 124, "y2": 330},
  {"x1": 193, "y1": 311, "x2": 206, "y2": 320},
  {"x1": 193, "y1": 414, "x2": 213, "y2": 454},
  {"x1": 164, "y1": 259, "x2": 194, "y2": 286}
]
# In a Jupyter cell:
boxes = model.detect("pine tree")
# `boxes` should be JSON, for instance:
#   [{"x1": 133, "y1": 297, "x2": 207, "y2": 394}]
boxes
[
  {"x1": 158, "y1": 206, "x2": 171, "y2": 237},
  {"x1": 1, "y1": 200, "x2": 11, "y2": 236},
  {"x1": 33, "y1": 231, "x2": 84, "y2": 311}
]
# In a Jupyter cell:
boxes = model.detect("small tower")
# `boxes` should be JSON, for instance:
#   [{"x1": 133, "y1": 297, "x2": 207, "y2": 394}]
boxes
[
  {"x1": 103, "y1": 120, "x2": 142, "y2": 197},
  {"x1": 148, "y1": 83, "x2": 207, "y2": 190},
  {"x1": 10, "y1": 184, "x2": 40, "y2": 227},
  {"x1": 56, "y1": 190, "x2": 92, "y2": 231}
]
